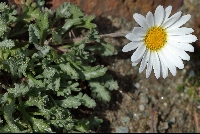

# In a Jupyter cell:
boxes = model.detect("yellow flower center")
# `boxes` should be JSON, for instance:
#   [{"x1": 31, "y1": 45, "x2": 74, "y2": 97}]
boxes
[{"x1": 144, "y1": 27, "x2": 167, "y2": 51}]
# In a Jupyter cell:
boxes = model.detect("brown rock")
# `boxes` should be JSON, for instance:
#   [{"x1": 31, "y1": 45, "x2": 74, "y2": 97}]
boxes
[{"x1": 47, "y1": 0, "x2": 183, "y2": 20}]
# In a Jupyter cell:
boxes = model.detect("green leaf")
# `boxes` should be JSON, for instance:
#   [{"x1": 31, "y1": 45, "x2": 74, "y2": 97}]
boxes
[
  {"x1": 58, "y1": 18, "x2": 82, "y2": 35},
  {"x1": 89, "y1": 82, "x2": 111, "y2": 102},
  {"x1": 57, "y1": 92, "x2": 96, "y2": 109},
  {"x1": 3, "y1": 98, "x2": 21, "y2": 132},
  {"x1": 101, "y1": 42, "x2": 118, "y2": 56},
  {"x1": 57, "y1": 94, "x2": 82, "y2": 109},
  {"x1": 7, "y1": 83, "x2": 30, "y2": 98},
  {"x1": 0, "y1": 2, "x2": 9, "y2": 12},
  {"x1": 49, "y1": 106, "x2": 74, "y2": 131},
  {"x1": 85, "y1": 41, "x2": 117, "y2": 56},
  {"x1": 0, "y1": 17, "x2": 7, "y2": 37},
  {"x1": 0, "y1": 92, "x2": 8, "y2": 104},
  {"x1": 4, "y1": 53, "x2": 29, "y2": 77},
  {"x1": 82, "y1": 65, "x2": 107, "y2": 80},
  {"x1": 31, "y1": 117, "x2": 52, "y2": 132},
  {"x1": 36, "y1": 11, "x2": 49, "y2": 45},
  {"x1": 88, "y1": 116, "x2": 103, "y2": 130},
  {"x1": 35, "y1": 44, "x2": 51, "y2": 56},
  {"x1": 0, "y1": 40, "x2": 15, "y2": 49},
  {"x1": 55, "y1": 2, "x2": 71, "y2": 19},
  {"x1": 81, "y1": 94, "x2": 96, "y2": 108},
  {"x1": 42, "y1": 67, "x2": 56, "y2": 79},
  {"x1": 0, "y1": 124, "x2": 12, "y2": 133},
  {"x1": 18, "y1": 1, "x2": 40, "y2": 22},
  {"x1": 52, "y1": 31, "x2": 62, "y2": 44},
  {"x1": 54, "y1": 78, "x2": 61, "y2": 91},
  {"x1": 82, "y1": 29, "x2": 100, "y2": 44},
  {"x1": 68, "y1": 3, "x2": 84, "y2": 19},
  {"x1": 0, "y1": 3, "x2": 17, "y2": 25},
  {"x1": 27, "y1": 74, "x2": 45, "y2": 88},
  {"x1": 44, "y1": 77, "x2": 61, "y2": 91},
  {"x1": 75, "y1": 119, "x2": 89, "y2": 133},
  {"x1": 35, "y1": 0, "x2": 45, "y2": 8},
  {"x1": 105, "y1": 79, "x2": 119, "y2": 91},
  {"x1": 78, "y1": 15, "x2": 97, "y2": 29},
  {"x1": 28, "y1": 24, "x2": 40, "y2": 45},
  {"x1": 24, "y1": 93, "x2": 49, "y2": 110},
  {"x1": 59, "y1": 63, "x2": 79, "y2": 79},
  {"x1": 57, "y1": 81, "x2": 80, "y2": 96}
]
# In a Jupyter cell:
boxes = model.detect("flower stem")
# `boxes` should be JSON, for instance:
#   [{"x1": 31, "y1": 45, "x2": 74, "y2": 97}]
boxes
[
  {"x1": 63, "y1": 31, "x2": 129, "y2": 44},
  {"x1": 150, "y1": 97, "x2": 163, "y2": 133},
  {"x1": 53, "y1": 31, "x2": 129, "y2": 52}
]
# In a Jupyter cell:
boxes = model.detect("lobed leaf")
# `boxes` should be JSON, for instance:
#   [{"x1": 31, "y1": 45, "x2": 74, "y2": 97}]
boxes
[
  {"x1": 82, "y1": 65, "x2": 107, "y2": 80},
  {"x1": 89, "y1": 82, "x2": 111, "y2": 102},
  {"x1": 55, "y1": 2, "x2": 71, "y2": 19},
  {"x1": 0, "y1": 17, "x2": 7, "y2": 38},
  {"x1": 59, "y1": 63, "x2": 79, "y2": 79},
  {"x1": 7, "y1": 83, "x2": 30, "y2": 98},
  {"x1": 0, "y1": 40, "x2": 15, "y2": 49},
  {"x1": 31, "y1": 117, "x2": 52, "y2": 132},
  {"x1": 3, "y1": 98, "x2": 21, "y2": 132}
]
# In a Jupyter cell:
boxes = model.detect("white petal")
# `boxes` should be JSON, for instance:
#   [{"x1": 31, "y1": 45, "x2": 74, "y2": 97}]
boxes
[
  {"x1": 131, "y1": 44, "x2": 146, "y2": 62},
  {"x1": 125, "y1": 33, "x2": 144, "y2": 41},
  {"x1": 163, "y1": 6, "x2": 172, "y2": 24},
  {"x1": 167, "y1": 14, "x2": 191, "y2": 30},
  {"x1": 167, "y1": 40, "x2": 194, "y2": 52},
  {"x1": 146, "y1": 51, "x2": 153, "y2": 78},
  {"x1": 160, "y1": 49, "x2": 177, "y2": 76},
  {"x1": 146, "y1": 11, "x2": 154, "y2": 28},
  {"x1": 132, "y1": 62, "x2": 138, "y2": 66},
  {"x1": 139, "y1": 50, "x2": 150, "y2": 73},
  {"x1": 164, "y1": 44, "x2": 184, "y2": 69},
  {"x1": 162, "y1": 11, "x2": 182, "y2": 28},
  {"x1": 167, "y1": 44, "x2": 190, "y2": 61},
  {"x1": 167, "y1": 27, "x2": 194, "y2": 35},
  {"x1": 176, "y1": 49, "x2": 190, "y2": 61},
  {"x1": 154, "y1": 5, "x2": 165, "y2": 26},
  {"x1": 125, "y1": 33, "x2": 133, "y2": 41},
  {"x1": 133, "y1": 13, "x2": 148, "y2": 30},
  {"x1": 122, "y1": 41, "x2": 142, "y2": 52},
  {"x1": 168, "y1": 35, "x2": 197, "y2": 43},
  {"x1": 132, "y1": 55, "x2": 143, "y2": 66},
  {"x1": 133, "y1": 27, "x2": 146, "y2": 36},
  {"x1": 157, "y1": 52, "x2": 168, "y2": 78},
  {"x1": 152, "y1": 52, "x2": 160, "y2": 79}
]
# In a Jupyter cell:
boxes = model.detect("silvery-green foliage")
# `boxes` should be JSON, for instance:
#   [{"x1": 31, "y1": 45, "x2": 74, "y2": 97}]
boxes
[{"x1": 0, "y1": 0, "x2": 118, "y2": 133}]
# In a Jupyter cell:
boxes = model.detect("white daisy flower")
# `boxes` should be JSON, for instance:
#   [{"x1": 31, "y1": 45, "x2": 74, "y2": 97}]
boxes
[{"x1": 122, "y1": 5, "x2": 197, "y2": 79}]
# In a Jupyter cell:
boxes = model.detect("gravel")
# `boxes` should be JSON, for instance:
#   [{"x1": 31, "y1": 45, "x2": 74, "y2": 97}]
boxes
[{"x1": 93, "y1": 0, "x2": 200, "y2": 133}]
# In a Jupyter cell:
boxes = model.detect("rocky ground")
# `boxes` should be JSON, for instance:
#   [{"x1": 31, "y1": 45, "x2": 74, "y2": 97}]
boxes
[{"x1": 90, "y1": 0, "x2": 200, "y2": 133}]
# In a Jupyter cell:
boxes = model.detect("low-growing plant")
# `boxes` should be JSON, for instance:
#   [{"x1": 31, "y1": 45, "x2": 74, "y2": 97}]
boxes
[{"x1": 0, "y1": 0, "x2": 119, "y2": 132}]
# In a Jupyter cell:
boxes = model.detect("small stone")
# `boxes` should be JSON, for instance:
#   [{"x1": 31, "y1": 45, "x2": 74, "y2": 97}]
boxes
[
  {"x1": 189, "y1": 70, "x2": 195, "y2": 77},
  {"x1": 158, "y1": 122, "x2": 169, "y2": 130},
  {"x1": 170, "y1": 117, "x2": 176, "y2": 123},
  {"x1": 180, "y1": 93, "x2": 184, "y2": 97},
  {"x1": 134, "y1": 82, "x2": 140, "y2": 88},
  {"x1": 115, "y1": 126, "x2": 129, "y2": 133},
  {"x1": 139, "y1": 105, "x2": 145, "y2": 111},
  {"x1": 163, "y1": 102, "x2": 167, "y2": 107},
  {"x1": 121, "y1": 116, "x2": 130, "y2": 123},
  {"x1": 133, "y1": 113, "x2": 139, "y2": 121},
  {"x1": 139, "y1": 93, "x2": 148, "y2": 104}
]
